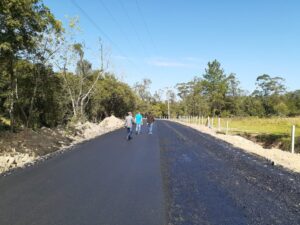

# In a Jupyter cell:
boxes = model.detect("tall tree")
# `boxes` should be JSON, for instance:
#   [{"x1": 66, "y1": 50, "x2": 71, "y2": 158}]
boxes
[
  {"x1": 202, "y1": 60, "x2": 228, "y2": 116},
  {"x1": 133, "y1": 78, "x2": 152, "y2": 112},
  {"x1": 254, "y1": 74, "x2": 286, "y2": 96},
  {"x1": 0, "y1": 0, "x2": 61, "y2": 130},
  {"x1": 253, "y1": 74, "x2": 287, "y2": 115},
  {"x1": 57, "y1": 43, "x2": 104, "y2": 121},
  {"x1": 133, "y1": 78, "x2": 152, "y2": 102}
]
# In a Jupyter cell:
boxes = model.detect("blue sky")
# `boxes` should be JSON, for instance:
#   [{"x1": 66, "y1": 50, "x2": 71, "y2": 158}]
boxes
[{"x1": 44, "y1": 0, "x2": 300, "y2": 94}]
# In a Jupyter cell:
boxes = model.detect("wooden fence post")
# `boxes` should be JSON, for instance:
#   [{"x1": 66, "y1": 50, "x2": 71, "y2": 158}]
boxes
[
  {"x1": 291, "y1": 125, "x2": 295, "y2": 154},
  {"x1": 226, "y1": 121, "x2": 229, "y2": 135},
  {"x1": 218, "y1": 117, "x2": 221, "y2": 131}
]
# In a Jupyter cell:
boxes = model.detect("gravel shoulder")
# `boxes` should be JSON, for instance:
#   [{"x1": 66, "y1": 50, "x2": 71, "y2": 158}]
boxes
[
  {"x1": 158, "y1": 120, "x2": 300, "y2": 225},
  {"x1": 171, "y1": 119, "x2": 300, "y2": 173}
]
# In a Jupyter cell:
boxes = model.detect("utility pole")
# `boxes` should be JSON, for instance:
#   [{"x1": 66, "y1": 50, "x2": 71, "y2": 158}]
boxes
[
  {"x1": 167, "y1": 97, "x2": 170, "y2": 119},
  {"x1": 164, "y1": 86, "x2": 172, "y2": 119}
]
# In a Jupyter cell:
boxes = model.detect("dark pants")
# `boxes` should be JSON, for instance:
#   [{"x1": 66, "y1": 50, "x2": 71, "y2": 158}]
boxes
[{"x1": 126, "y1": 127, "x2": 133, "y2": 140}]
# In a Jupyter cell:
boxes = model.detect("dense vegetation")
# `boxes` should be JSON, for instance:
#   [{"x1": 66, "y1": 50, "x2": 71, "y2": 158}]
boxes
[
  {"x1": 170, "y1": 60, "x2": 300, "y2": 118},
  {"x1": 1, "y1": 0, "x2": 299, "y2": 133},
  {"x1": 0, "y1": 0, "x2": 137, "y2": 130},
  {"x1": 132, "y1": 60, "x2": 300, "y2": 119}
]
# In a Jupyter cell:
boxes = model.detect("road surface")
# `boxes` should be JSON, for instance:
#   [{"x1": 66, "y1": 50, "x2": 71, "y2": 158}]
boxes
[{"x1": 0, "y1": 120, "x2": 300, "y2": 225}]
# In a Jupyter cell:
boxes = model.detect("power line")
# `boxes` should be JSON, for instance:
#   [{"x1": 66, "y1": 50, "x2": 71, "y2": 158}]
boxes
[
  {"x1": 97, "y1": 0, "x2": 137, "y2": 54},
  {"x1": 71, "y1": 0, "x2": 124, "y2": 55},
  {"x1": 135, "y1": 0, "x2": 158, "y2": 54},
  {"x1": 70, "y1": 0, "x2": 147, "y2": 77},
  {"x1": 117, "y1": 0, "x2": 149, "y2": 55}
]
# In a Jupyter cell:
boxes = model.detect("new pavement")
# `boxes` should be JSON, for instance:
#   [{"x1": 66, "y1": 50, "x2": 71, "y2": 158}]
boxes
[{"x1": 1, "y1": 120, "x2": 300, "y2": 225}]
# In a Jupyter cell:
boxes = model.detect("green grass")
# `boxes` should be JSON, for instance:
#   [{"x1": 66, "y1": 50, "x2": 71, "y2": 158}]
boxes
[
  {"x1": 185, "y1": 116, "x2": 300, "y2": 152},
  {"x1": 218, "y1": 117, "x2": 300, "y2": 137}
]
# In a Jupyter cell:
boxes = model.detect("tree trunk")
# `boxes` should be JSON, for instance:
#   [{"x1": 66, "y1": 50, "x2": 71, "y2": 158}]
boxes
[
  {"x1": 27, "y1": 74, "x2": 38, "y2": 128},
  {"x1": 8, "y1": 58, "x2": 15, "y2": 132},
  {"x1": 15, "y1": 77, "x2": 28, "y2": 126}
]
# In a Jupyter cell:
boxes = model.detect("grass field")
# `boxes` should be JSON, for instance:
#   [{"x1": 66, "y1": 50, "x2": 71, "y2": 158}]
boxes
[
  {"x1": 219, "y1": 117, "x2": 300, "y2": 137},
  {"x1": 184, "y1": 116, "x2": 300, "y2": 153}
]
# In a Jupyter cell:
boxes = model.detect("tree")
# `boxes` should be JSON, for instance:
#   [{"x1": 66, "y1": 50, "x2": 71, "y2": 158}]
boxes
[
  {"x1": 227, "y1": 73, "x2": 242, "y2": 97},
  {"x1": 86, "y1": 74, "x2": 137, "y2": 120},
  {"x1": 286, "y1": 90, "x2": 300, "y2": 116},
  {"x1": 58, "y1": 43, "x2": 104, "y2": 121},
  {"x1": 133, "y1": 78, "x2": 152, "y2": 112},
  {"x1": 0, "y1": 0, "x2": 61, "y2": 130},
  {"x1": 224, "y1": 73, "x2": 244, "y2": 116},
  {"x1": 253, "y1": 74, "x2": 287, "y2": 116},
  {"x1": 243, "y1": 96, "x2": 266, "y2": 117},
  {"x1": 254, "y1": 74, "x2": 286, "y2": 97},
  {"x1": 202, "y1": 60, "x2": 228, "y2": 116},
  {"x1": 153, "y1": 89, "x2": 163, "y2": 102},
  {"x1": 133, "y1": 78, "x2": 152, "y2": 102}
]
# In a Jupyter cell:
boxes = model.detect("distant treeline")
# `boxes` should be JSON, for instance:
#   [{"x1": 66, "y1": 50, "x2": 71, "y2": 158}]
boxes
[
  {"x1": 133, "y1": 60, "x2": 300, "y2": 119},
  {"x1": 172, "y1": 60, "x2": 300, "y2": 118},
  {"x1": 1, "y1": 0, "x2": 299, "y2": 132}
]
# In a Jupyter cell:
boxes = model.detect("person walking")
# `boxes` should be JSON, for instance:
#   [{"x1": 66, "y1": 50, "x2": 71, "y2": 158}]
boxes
[
  {"x1": 125, "y1": 112, "x2": 134, "y2": 140},
  {"x1": 146, "y1": 113, "x2": 155, "y2": 134},
  {"x1": 135, "y1": 112, "x2": 143, "y2": 135}
]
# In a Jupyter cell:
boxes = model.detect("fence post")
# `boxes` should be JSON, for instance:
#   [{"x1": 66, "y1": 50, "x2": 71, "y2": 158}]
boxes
[
  {"x1": 226, "y1": 121, "x2": 229, "y2": 135},
  {"x1": 218, "y1": 117, "x2": 221, "y2": 131},
  {"x1": 291, "y1": 125, "x2": 295, "y2": 154},
  {"x1": 211, "y1": 117, "x2": 214, "y2": 129},
  {"x1": 201, "y1": 116, "x2": 204, "y2": 125}
]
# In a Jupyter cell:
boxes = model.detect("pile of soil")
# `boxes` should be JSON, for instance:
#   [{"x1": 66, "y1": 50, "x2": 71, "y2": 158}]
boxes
[
  {"x1": 0, "y1": 116, "x2": 124, "y2": 174},
  {"x1": 100, "y1": 115, "x2": 124, "y2": 129}
]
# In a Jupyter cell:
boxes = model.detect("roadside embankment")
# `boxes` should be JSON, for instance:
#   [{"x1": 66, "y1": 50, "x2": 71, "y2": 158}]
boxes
[
  {"x1": 0, "y1": 116, "x2": 124, "y2": 174},
  {"x1": 171, "y1": 119, "x2": 300, "y2": 173}
]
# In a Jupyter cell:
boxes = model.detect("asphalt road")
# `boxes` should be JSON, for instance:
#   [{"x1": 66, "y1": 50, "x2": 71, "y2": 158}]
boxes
[
  {"x1": 1, "y1": 120, "x2": 300, "y2": 225},
  {"x1": 0, "y1": 126, "x2": 165, "y2": 225}
]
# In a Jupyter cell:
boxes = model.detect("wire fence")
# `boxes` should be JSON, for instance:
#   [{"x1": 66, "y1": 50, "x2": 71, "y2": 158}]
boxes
[{"x1": 161, "y1": 116, "x2": 299, "y2": 154}]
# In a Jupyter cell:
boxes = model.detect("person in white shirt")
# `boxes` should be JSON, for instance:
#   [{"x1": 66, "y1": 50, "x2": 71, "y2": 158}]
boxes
[{"x1": 125, "y1": 112, "x2": 135, "y2": 140}]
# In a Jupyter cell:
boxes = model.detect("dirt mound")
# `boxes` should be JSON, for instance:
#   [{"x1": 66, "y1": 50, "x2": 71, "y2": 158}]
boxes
[
  {"x1": 0, "y1": 152, "x2": 35, "y2": 173},
  {"x1": 0, "y1": 116, "x2": 124, "y2": 174},
  {"x1": 99, "y1": 115, "x2": 124, "y2": 129},
  {"x1": 70, "y1": 116, "x2": 123, "y2": 141},
  {"x1": 70, "y1": 121, "x2": 105, "y2": 141}
]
